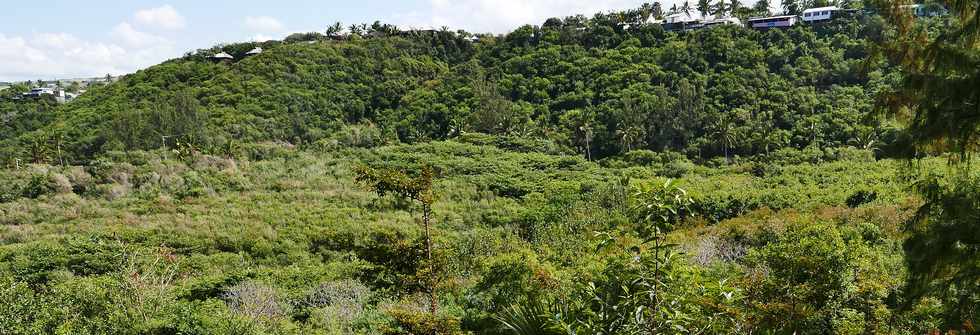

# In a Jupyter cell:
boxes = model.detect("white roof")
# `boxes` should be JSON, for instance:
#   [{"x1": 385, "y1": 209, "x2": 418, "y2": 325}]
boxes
[
  {"x1": 803, "y1": 6, "x2": 840, "y2": 14},
  {"x1": 705, "y1": 17, "x2": 743, "y2": 25},
  {"x1": 748, "y1": 15, "x2": 798, "y2": 21},
  {"x1": 666, "y1": 12, "x2": 705, "y2": 23},
  {"x1": 246, "y1": 47, "x2": 263, "y2": 55},
  {"x1": 211, "y1": 52, "x2": 234, "y2": 59}
]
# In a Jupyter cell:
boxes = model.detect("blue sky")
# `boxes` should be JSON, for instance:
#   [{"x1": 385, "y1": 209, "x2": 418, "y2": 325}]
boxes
[{"x1": 0, "y1": 0, "x2": 756, "y2": 81}]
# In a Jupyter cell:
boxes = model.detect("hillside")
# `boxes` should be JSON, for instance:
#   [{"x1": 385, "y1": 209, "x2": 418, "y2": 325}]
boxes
[
  {"x1": 2, "y1": 4, "x2": 978, "y2": 335},
  {"x1": 2, "y1": 12, "x2": 902, "y2": 165}
]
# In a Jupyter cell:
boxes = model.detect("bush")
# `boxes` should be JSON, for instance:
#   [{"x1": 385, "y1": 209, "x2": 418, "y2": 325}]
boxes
[{"x1": 222, "y1": 281, "x2": 289, "y2": 321}]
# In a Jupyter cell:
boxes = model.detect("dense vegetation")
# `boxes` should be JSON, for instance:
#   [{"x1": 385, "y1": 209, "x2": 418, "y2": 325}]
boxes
[
  {"x1": 0, "y1": 4, "x2": 905, "y2": 165},
  {"x1": 0, "y1": 0, "x2": 977, "y2": 334}
]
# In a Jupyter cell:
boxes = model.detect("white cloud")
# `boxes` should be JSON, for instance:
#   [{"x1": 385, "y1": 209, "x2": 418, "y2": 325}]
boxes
[
  {"x1": 112, "y1": 22, "x2": 170, "y2": 48},
  {"x1": 134, "y1": 5, "x2": 186, "y2": 30},
  {"x1": 0, "y1": 31, "x2": 177, "y2": 81},
  {"x1": 245, "y1": 16, "x2": 286, "y2": 32},
  {"x1": 391, "y1": 0, "x2": 649, "y2": 33}
]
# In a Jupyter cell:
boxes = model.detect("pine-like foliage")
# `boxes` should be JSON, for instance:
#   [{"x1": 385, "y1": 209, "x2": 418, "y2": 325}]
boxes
[{"x1": 875, "y1": 0, "x2": 980, "y2": 158}]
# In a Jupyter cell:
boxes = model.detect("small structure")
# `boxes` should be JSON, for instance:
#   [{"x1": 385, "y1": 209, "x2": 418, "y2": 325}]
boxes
[
  {"x1": 904, "y1": 4, "x2": 947, "y2": 17},
  {"x1": 22, "y1": 87, "x2": 55, "y2": 98},
  {"x1": 801, "y1": 6, "x2": 858, "y2": 23},
  {"x1": 658, "y1": 12, "x2": 704, "y2": 31},
  {"x1": 748, "y1": 15, "x2": 799, "y2": 29},
  {"x1": 210, "y1": 52, "x2": 235, "y2": 62},
  {"x1": 245, "y1": 47, "x2": 263, "y2": 56}
]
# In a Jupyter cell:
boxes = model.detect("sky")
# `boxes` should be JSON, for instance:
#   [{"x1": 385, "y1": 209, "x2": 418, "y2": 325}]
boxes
[{"x1": 0, "y1": 0, "x2": 783, "y2": 82}]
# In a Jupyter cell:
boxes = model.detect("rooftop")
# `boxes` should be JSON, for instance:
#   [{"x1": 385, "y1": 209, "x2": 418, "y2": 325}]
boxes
[
  {"x1": 748, "y1": 15, "x2": 799, "y2": 20},
  {"x1": 803, "y1": 6, "x2": 840, "y2": 13},
  {"x1": 211, "y1": 52, "x2": 234, "y2": 59}
]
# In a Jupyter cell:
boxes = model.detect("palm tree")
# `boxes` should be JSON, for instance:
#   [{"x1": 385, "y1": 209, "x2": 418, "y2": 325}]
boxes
[
  {"x1": 495, "y1": 301, "x2": 563, "y2": 335},
  {"x1": 711, "y1": 115, "x2": 739, "y2": 164},
  {"x1": 681, "y1": 1, "x2": 693, "y2": 16},
  {"x1": 730, "y1": 0, "x2": 744, "y2": 16},
  {"x1": 697, "y1": 0, "x2": 712, "y2": 17},
  {"x1": 753, "y1": 0, "x2": 772, "y2": 16},
  {"x1": 713, "y1": 0, "x2": 729, "y2": 16},
  {"x1": 782, "y1": 0, "x2": 802, "y2": 15},
  {"x1": 651, "y1": 2, "x2": 664, "y2": 19},
  {"x1": 325, "y1": 22, "x2": 343, "y2": 37}
]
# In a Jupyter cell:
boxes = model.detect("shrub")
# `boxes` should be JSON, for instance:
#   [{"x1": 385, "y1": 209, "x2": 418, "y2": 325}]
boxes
[
  {"x1": 222, "y1": 281, "x2": 289, "y2": 322},
  {"x1": 383, "y1": 308, "x2": 464, "y2": 335},
  {"x1": 301, "y1": 279, "x2": 372, "y2": 331}
]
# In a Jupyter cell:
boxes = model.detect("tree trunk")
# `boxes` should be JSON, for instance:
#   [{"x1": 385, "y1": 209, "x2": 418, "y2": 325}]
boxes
[
  {"x1": 724, "y1": 141, "x2": 730, "y2": 164},
  {"x1": 423, "y1": 203, "x2": 438, "y2": 315}
]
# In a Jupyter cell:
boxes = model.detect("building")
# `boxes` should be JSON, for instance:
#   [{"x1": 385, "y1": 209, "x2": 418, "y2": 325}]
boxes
[
  {"x1": 905, "y1": 4, "x2": 947, "y2": 17},
  {"x1": 20, "y1": 87, "x2": 77, "y2": 103},
  {"x1": 657, "y1": 12, "x2": 704, "y2": 31},
  {"x1": 210, "y1": 52, "x2": 235, "y2": 62},
  {"x1": 748, "y1": 15, "x2": 799, "y2": 29},
  {"x1": 802, "y1": 6, "x2": 840, "y2": 23},
  {"x1": 245, "y1": 47, "x2": 263, "y2": 56},
  {"x1": 22, "y1": 87, "x2": 56, "y2": 98}
]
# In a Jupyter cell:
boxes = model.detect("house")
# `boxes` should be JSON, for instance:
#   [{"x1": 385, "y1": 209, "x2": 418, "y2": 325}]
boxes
[
  {"x1": 748, "y1": 15, "x2": 799, "y2": 29},
  {"x1": 802, "y1": 6, "x2": 840, "y2": 23},
  {"x1": 658, "y1": 12, "x2": 704, "y2": 31},
  {"x1": 210, "y1": 52, "x2": 235, "y2": 62},
  {"x1": 904, "y1": 4, "x2": 947, "y2": 17},
  {"x1": 21, "y1": 87, "x2": 76, "y2": 103},
  {"x1": 245, "y1": 47, "x2": 263, "y2": 56},
  {"x1": 22, "y1": 87, "x2": 55, "y2": 98}
]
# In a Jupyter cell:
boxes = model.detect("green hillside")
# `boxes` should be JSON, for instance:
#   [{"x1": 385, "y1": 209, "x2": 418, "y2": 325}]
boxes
[
  {"x1": 1, "y1": 2, "x2": 978, "y2": 334},
  {"x1": 2, "y1": 12, "x2": 903, "y2": 165}
]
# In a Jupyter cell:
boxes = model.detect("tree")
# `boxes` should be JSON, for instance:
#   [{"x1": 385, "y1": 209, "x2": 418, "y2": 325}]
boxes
[
  {"x1": 713, "y1": 0, "x2": 729, "y2": 16},
  {"x1": 782, "y1": 0, "x2": 803, "y2": 15},
  {"x1": 651, "y1": 2, "x2": 665, "y2": 19},
  {"x1": 354, "y1": 165, "x2": 440, "y2": 315},
  {"x1": 875, "y1": 0, "x2": 980, "y2": 157},
  {"x1": 730, "y1": 0, "x2": 744, "y2": 17},
  {"x1": 698, "y1": 0, "x2": 712, "y2": 17},
  {"x1": 873, "y1": 0, "x2": 980, "y2": 329},
  {"x1": 326, "y1": 22, "x2": 344, "y2": 37},
  {"x1": 710, "y1": 112, "x2": 740, "y2": 164},
  {"x1": 630, "y1": 178, "x2": 694, "y2": 328},
  {"x1": 615, "y1": 95, "x2": 650, "y2": 153},
  {"x1": 753, "y1": 0, "x2": 772, "y2": 16}
]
